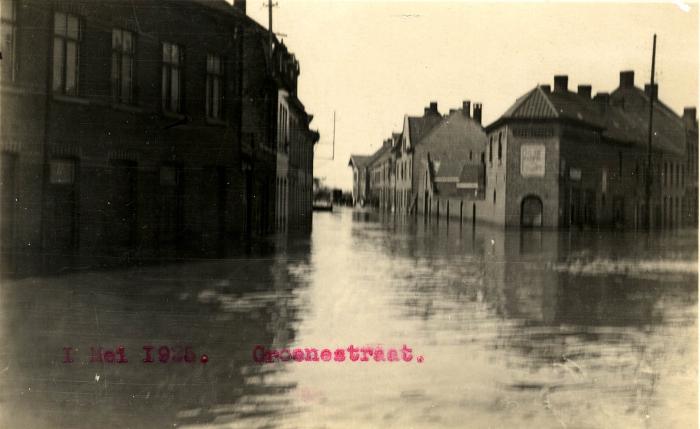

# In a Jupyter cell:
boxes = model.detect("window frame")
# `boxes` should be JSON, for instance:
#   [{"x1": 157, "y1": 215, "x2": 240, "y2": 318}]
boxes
[
  {"x1": 52, "y1": 11, "x2": 82, "y2": 96},
  {"x1": 161, "y1": 41, "x2": 184, "y2": 114},
  {"x1": 111, "y1": 28, "x2": 135, "y2": 105},
  {"x1": 205, "y1": 53, "x2": 225, "y2": 120}
]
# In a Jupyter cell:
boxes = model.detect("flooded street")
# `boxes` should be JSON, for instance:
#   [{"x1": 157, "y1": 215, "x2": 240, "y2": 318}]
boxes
[{"x1": 0, "y1": 208, "x2": 697, "y2": 429}]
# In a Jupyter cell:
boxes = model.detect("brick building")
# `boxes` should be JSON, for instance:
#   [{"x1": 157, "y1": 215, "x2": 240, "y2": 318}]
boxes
[
  {"x1": 393, "y1": 102, "x2": 442, "y2": 213},
  {"x1": 0, "y1": 0, "x2": 316, "y2": 275},
  {"x1": 415, "y1": 101, "x2": 487, "y2": 222},
  {"x1": 482, "y1": 72, "x2": 697, "y2": 228},
  {"x1": 367, "y1": 134, "x2": 399, "y2": 210},
  {"x1": 273, "y1": 41, "x2": 319, "y2": 233},
  {"x1": 348, "y1": 154, "x2": 372, "y2": 206}
]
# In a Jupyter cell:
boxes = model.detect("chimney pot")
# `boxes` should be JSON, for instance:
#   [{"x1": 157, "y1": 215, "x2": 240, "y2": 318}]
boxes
[
  {"x1": 553, "y1": 75, "x2": 568, "y2": 93},
  {"x1": 593, "y1": 92, "x2": 610, "y2": 109},
  {"x1": 577, "y1": 85, "x2": 592, "y2": 99},
  {"x1": 462, "y1": 100, "x2": 471, "y2": 117},
  {"x1": 644, "y1": 83, "x2": 659, "y2": 100},
  {"x1": 619, "y1": 70, "x2": 635, "y2": 88},
  {"x1": 233, "y1": 0, "x2": 247, "y2": 13},
  {"x1": 472, "y1": 103, "x2": 482, "y2": 125},
  {"x1": 539, "y1": 84, "x2": 551, "y2": 93},
  {"x1": 429, "y1": 101, "x2": 438, "y2": 114},
  {"x1": 683, "y1": 107, "x2": 698, "y2": 129}
]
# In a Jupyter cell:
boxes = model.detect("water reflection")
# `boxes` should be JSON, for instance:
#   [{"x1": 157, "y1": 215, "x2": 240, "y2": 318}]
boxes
[{"x1": 0, "y1": 208, "x2": 696, "y2": 428}]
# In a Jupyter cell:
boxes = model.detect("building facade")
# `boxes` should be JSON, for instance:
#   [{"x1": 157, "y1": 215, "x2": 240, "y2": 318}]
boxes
[
  {"x1": 273, "y1": 41, "x2": 319, "y2": 233},
  {"x1": 348, "y1": 71, "x2": 696, "y2": 230},
  {"x1": 0, "y1": 0, "x2": 316, "y2": 276},
  {"x1": 393, "y1": 102, "x2": 442, "y2": 214},
  {"x1": 415, "y1": 102, "x2": 486, "y2": 222},
  {"x1": 348, "y1": 155, "x2": 372, "y2": 206},
  {"x1": 483, "y1": 72, "x2": 697, "y2": 229}
]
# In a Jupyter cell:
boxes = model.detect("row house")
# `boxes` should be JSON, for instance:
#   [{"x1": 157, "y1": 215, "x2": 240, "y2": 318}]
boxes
[
  {"x1": 394, "y1": 102, "x2": 442, "y2": 213},
  {"x1": 349, "y1": 71, "x2": 697, "y2": 230},
  {"x1": 274, "y1": 40, "x2": 319, "y2": 233},
  {"x1": 368, "y1": 133, "x2": 399, "y2": 210},
  {"x1": 349, "y1": 100, "x2": 487, "y2": 219},
  {"x1": 0, "y1": 0, "x2": 317, "y2": 276},
  {"x1": 348, "y1": 154, "x2": 372, "y2": 206},
  {"x1": 416, "y1": 102, "x2": 487, "y2": 222}
]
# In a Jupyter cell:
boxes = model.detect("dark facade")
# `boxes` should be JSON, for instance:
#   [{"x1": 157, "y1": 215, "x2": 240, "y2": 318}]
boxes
[{"x1": 0, "y1": 0, "x2": 314, "y2": 275}]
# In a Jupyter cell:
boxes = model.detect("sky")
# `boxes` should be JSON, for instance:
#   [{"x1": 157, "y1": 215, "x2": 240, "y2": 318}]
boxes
[{"x1": 237, "y1": 0, "x2": 698, "y2": 191}]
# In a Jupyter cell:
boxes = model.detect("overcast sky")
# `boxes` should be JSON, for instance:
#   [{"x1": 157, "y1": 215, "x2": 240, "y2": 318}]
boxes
[{"x1": 238, "y1": 1, "x2": 698, "y2": 190}]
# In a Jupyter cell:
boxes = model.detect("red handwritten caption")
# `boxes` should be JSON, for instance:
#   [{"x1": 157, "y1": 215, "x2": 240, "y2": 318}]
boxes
[
  {"x1": 253, "y1": 344, "x2": 424, "y2": 364},
  {"x1": 62, "y1": 346, "x2": 209, "y2": 364}
]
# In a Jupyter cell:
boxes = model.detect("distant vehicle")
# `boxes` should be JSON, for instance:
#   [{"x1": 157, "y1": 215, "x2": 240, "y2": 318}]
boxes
[{"x1": 313, "y1": 189, "x2": 333, "y2": 211}]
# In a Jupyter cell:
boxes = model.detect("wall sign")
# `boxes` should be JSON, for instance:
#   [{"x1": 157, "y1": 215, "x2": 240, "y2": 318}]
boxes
[
  {"x1": 569, "y1": 168, "x2": 582, "y2": 181},
  {"x1": 520, "y1": 144, "x2": 546, "y2": 177}
]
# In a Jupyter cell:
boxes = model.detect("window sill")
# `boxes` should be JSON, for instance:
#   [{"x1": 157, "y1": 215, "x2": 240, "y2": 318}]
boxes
[
  {"x1": 205, "y1": 117, "x2": 228, "y2": 127},
  {"x1": 112, "y1": 103, "x2": 143, "y2": 114},
  {"x1": 53, "y1": 94, "x2": 90, "y2": 105}
]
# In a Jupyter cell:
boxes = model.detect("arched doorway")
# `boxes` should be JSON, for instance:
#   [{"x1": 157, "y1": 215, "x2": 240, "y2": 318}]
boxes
[{"x1": 521, "y1": 195, "x2": 543, "y2": 228}]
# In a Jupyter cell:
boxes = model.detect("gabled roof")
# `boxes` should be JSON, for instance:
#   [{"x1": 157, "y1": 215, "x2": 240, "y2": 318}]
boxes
[
  {"x1": 408, "y1": 114, "x2": 442, "y2": 146},
  {"x1": 610, "y1": 85, "x2": 687, "y2": 156},
  {"x1": 369, "y1": 144, "x2": 392, "y2": 166},
  {"x1": 433, "y1": 160, "x2": 463, "y2": 179},
  {"x1": 459, "y1": 164, "x2": 482, "y2": 183},
  {"x1": 499, "y1": 86, "x2": 606, "y2": 129},
  {"x1": 490, "y1": 83, "x2": 689, "y2": 156},
  {"x1": 348, "y1": 155, "x2": 373, "y2": 169}
]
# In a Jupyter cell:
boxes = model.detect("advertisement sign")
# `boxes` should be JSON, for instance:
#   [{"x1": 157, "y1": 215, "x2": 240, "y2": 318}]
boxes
[{"x1": 520, "y1": 144, "x2": 546, "y2": 177}]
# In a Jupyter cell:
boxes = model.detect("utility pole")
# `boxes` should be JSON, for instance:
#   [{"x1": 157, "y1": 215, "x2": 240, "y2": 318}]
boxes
[
  {"x1": 268, "y1": 0, "x2": 273, "y2": 59},
  {"x1": 645, "y1": 34, "x2": 656, "y2": 229}
]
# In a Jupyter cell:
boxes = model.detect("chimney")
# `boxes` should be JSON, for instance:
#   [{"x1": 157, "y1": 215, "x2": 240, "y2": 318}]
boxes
[
  {"x1": 619, "y1": 70, "x2": 634, "y2": 88},
  {"x1": 539, "y1": 84, "x2": 551, "y2": 93},
  {"x1": 553, "y1": 75, "x2": 568, "y2": 93},
  {"x1": 593, "y1": 92, "x2": 610, "y2": 111},
  {"x1": 577, "y1": 85, "x2": 592, "y2": 99},
  {"x1": 462, "y1": 100, "x2": 471, "y2": 117},
  {"x1": 683, "y1": 107, "x2": 698, "y2": 129},
  {"x1": 473, "y1": 103, "x2": 482, "y2": 124},
  {"x1": 430, "y1": 101, "x2": 438, "y2": 114},
  {"x1": 233, "y1": 0, "x2": 246, "y2": 13},
  {"x1": 644, "y1": 83, "x2": 658, "y2": 100}
]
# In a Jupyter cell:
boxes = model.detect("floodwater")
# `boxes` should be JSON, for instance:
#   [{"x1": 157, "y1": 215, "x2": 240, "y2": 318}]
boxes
[{"x1": 0, "y1": 208, "x2": 697, "y2": 429}]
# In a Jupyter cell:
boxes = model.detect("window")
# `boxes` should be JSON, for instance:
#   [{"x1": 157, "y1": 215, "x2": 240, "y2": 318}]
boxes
[
  {"x1": 53, "y1": 12, "x2": 81, "y2": 95},
  {"x1": 1, "y1": 0, "x2": 17, "y2": 81},
  {"x1": 497, "y1": 133, "x2": 503, "y2": 161},
  {"x1": 489, "y1": 137, "x2": 493, "y2": 163},
  {"x1": 618, "y1": 152, "x2": 622, "y2": 177},
  {"x1": 112, "y1": 29, "x2": 135, "y2": 104},
  {"x1": 206, "y1": 54, "x2": 224, "y2": 120},
  {"x1": 162, "y1": 42, "x2": 183, "y2": 113},
  {"x1": 469, "y1": 150, "x2": 473, "y2": 161},
  {"x1": 493, "y1": 189, "x2": 496, "y2": 204},
  {"x1": 49, "y1": 159, "x2": 76, "y2": 184}
]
